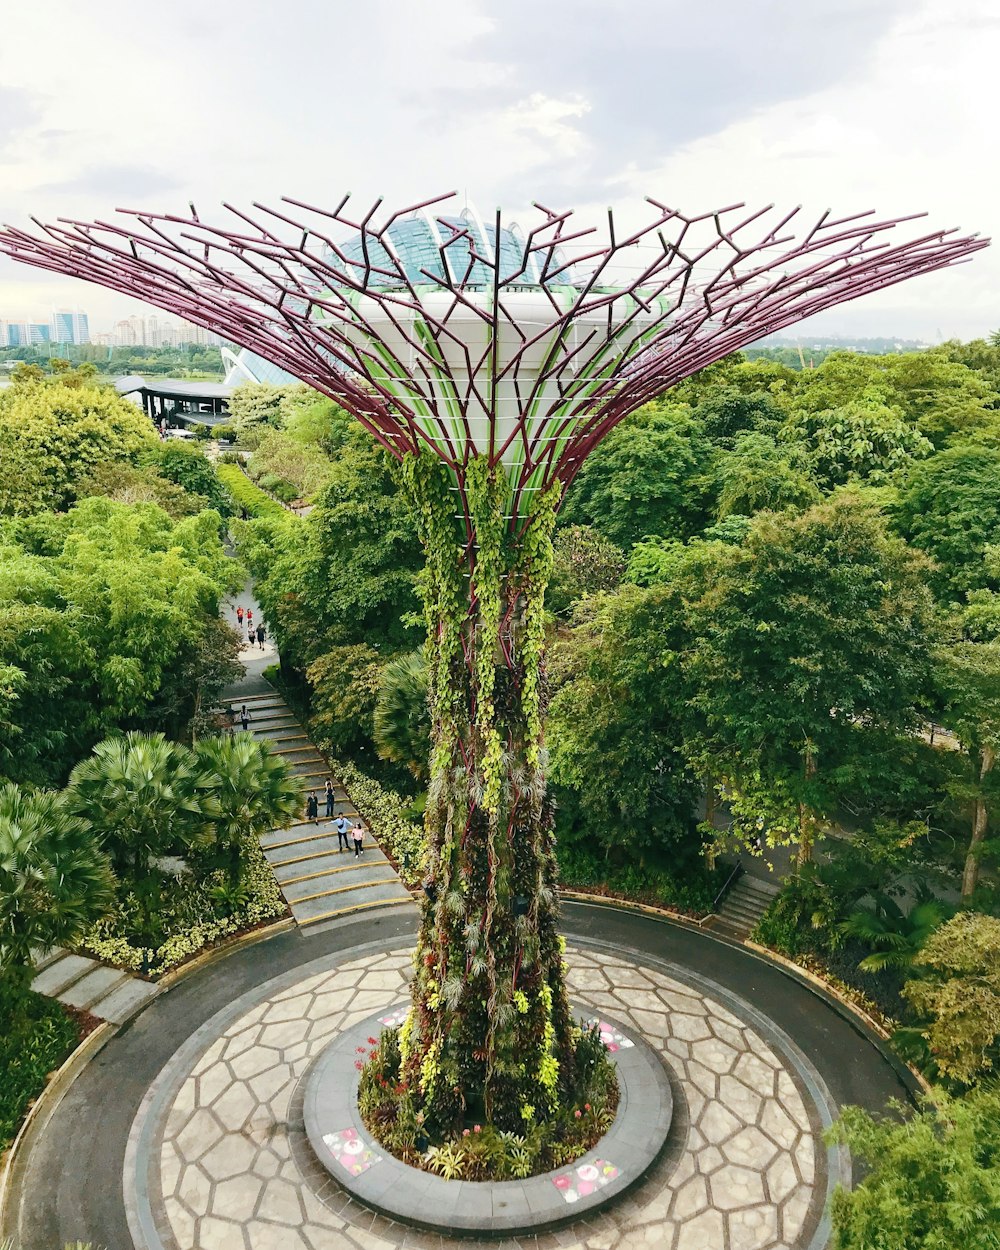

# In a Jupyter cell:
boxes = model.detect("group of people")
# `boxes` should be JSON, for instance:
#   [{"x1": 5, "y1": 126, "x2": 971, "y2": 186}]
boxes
[
  {"x1": 305, "y1": 781, "x2": 366, "y2": 855},
  {"x1": 236, "y1": 604, "x2": 267, "y2": 651}
]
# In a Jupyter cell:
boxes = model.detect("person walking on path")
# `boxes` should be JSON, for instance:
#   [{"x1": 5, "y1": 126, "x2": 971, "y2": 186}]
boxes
[
  {"x1": 352, "y1": 821, "x2": 365, "y2": 857},
  {"x1": 306, "y1": 792, "x2": 319, "y2": 823},
  {"x1": 247, "y1": 625, "x2": 255, "y2": 648},
  {"x1": 335, "y1": 813, "x2": 350, "y2": 852},
  {"x1": 256, "y1": 622, "x2": 266, "y2": 651},
  {"x1": 247, "y1": 608, "x2": 253, "y2": 630},
  {"x1": 324, "y1": 779, "x2": 335, "y2": 819},
  {"x1": 237, "y1": 605, "x2": 244, "y2": 628},
  {"x1": 239, "y1": 704, "x2": 251, "y2": 732}
]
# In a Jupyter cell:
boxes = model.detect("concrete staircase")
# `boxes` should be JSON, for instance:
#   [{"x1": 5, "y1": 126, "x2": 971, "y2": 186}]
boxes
[
  {"x1": 709, "y1": 871, "x2": 781, "y2": 941},
  {"x1": 233, "y1": 689, "x2": 414, "y2": 927},
  {"x1": 30, "y1": 948, "x2": 159, "y2": 1024}
]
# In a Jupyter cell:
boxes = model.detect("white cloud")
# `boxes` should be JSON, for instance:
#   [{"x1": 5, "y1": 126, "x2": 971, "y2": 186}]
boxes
[{"x1": 0, "y1": 0, "x2": 994, "y2": 339}]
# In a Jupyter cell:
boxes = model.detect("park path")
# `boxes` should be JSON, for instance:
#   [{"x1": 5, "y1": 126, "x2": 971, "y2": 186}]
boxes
[{"x1": 223, "y1": 583, "x2": 415, "y2": 929}]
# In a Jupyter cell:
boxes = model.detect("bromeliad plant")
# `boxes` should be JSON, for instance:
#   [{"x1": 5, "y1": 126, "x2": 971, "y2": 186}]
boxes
[{"x1": 358, "y1": 1015, "x2": 618, "y2": 1178}]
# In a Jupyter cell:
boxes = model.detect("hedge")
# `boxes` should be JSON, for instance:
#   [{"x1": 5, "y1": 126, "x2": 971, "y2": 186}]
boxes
[
  {"x1": 215, "y1": 463, "x2": 287, "y2": 519},
  {"x1": 332, "y1": 758, "x2": 426, "y2": 886}
]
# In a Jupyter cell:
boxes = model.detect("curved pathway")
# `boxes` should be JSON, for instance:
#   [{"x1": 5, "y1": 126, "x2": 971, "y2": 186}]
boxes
[{"x1": 3, "y1": 904, "x2": 917, "y2": 1250}]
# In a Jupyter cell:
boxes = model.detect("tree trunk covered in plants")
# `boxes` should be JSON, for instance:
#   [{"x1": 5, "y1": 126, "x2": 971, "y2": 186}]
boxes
[
  {"x1": 962, "y1": 743, "x2": 995, "y2": 901},
  {"x1": 398, "y1": 453, "x2": 574, "y2": 1137}
]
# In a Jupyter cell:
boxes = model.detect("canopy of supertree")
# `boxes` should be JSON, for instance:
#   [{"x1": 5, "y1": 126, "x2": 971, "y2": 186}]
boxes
[
  {"x1": 0, "y1": 193, "x2": 986, "y2": 523},
  {"x1": 0, "y1": 194, "x2": 986, "y2": 1140}
]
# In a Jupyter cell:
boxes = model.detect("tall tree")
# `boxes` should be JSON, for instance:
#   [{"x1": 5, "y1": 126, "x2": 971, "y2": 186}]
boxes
[
  {"x1": 896, "y1": 444, "x2": 1000, "y2": 597},
  {"x1": 934, "y1": 639, "x2": 1000, "y2": 899},
  {"x1": 828, "y1": 1087, "x2": 1000, "y2": 1250},
  {"x1": 0, "y1": 375, "x2": 156, "y2": 514},
  {"x1": 685, "y1": 495, "x2": 938, "y2": 861},
  {"x1": 903, "y1": 912, "x2": 1000, "y2": 1085}
]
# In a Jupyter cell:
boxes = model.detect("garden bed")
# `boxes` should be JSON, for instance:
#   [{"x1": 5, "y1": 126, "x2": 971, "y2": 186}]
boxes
[{"x1": 74, "y1": 839, "x2": 286, "y2": 978}]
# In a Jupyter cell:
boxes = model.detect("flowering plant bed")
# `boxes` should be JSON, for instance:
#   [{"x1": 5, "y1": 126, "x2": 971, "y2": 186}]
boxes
[{"x1": 357, "y1": 1020, "x2": 619, "y2": 1181}]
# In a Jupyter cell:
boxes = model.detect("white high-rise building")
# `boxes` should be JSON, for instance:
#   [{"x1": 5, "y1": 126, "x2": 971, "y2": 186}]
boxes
[{"x1": 51, "y1": 308, "x2": 90, "y2": 344}]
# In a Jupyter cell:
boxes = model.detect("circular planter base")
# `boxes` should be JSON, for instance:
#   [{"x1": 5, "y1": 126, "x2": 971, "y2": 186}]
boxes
[{"x1": 303, "y1": 1002, "x2": 676, "y2": 1236}]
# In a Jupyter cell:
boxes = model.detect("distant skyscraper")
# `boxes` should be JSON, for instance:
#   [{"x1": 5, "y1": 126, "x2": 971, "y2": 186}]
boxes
[
  {"x1": 51, "y1": 308, "x2": 90, "y2": 344},
  {"x1": 145, "y1": 315, "x2": 161, "y2": 348},
  {"x1": 114, "y1": 318, "x2": 137, "y2": 347},
  {"x1": 6, "y1": 321, "x2": 51, "y2": 346}
]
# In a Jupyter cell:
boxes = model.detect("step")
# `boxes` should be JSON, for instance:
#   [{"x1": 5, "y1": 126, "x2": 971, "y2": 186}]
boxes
[
  {"x1": 90, "y1": 977, "x2": 160, "y2": 1024},
  {"x1": 268, "y1": 742, "x2": 316, "y2": 758},
  {"x1": 260, "y1": 812, "x2": 360, "y2": 849},
  {"x1": 241, "y1": 713, "x2": 295, "y2": 730},
  {"x1": 31, "y1": 946, "x2": 66, "y2": 973},
  {"x1": 31, "y1": 953, "x2": 98, "y2": 997},
  {"x1": 274, "y1": 850, "x2": 391, "y2": 884},
  {"x1": 228, "y1": 690, "x2": 283, "y2": 705},
  {"x1": 291, "y1": 882, "x2": 413, "y2": 926},
  {"x1": 709, "y1": 916, "x2": 752, "y2": 941},
  {"x1": 292, "y1": 764, "x2": 332, "y2": 781},
  {"x1": 274, "y1": 750, "x2": 327, "y2": 768},
  {"x1": 57, "y1": 966, "x2": 130, "y2": 1012},
  {"x1": 265, "y1": 831, "x2": 369, "y2": 863},
  {"x1": 252, "y1": 725, "x2": 305, "y2": 742},
  {"x1": 720, "y1": 896, "x2": 769, "y2": 917},
  {"x1": 281, "y1": 865, "x2": 400, "y2": 904}
]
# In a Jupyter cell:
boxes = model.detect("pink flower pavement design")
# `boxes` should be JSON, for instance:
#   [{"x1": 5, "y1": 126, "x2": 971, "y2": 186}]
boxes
[
  {"x1": 586, "y1": 1019, "x2": 635, "y2": 1052},
  {"x1": 552, "y1": 1159, "x2": 622, "y2": 1203},
  {"x1": 322, "y1": 1128, "x2": 382, "y2": 1176}
]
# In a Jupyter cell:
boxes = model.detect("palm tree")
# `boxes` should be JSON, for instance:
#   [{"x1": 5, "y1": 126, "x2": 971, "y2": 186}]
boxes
[
  {"x1": 0, "y1": 783, "x2": 113, "y2": 997},
  {"x1": 194, "y1": 732, "x2": 301, "y2": 888},
  {"x1": 64, "y1": 732, "x2": 215, "y2": 881},
  {"x1": 840, "y1": 889, "x2": 948, "y2": 973},
  {"x1": 373, "y1": 650, "x2": 431, "y2": 781}
]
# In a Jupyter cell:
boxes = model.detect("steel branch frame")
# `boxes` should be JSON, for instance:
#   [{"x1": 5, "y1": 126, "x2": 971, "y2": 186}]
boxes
[{"x1": 0, "y1": 193, "x2": 986, "y2": 524}]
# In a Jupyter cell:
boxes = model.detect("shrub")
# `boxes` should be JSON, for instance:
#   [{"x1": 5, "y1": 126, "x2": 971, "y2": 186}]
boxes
[
  {"x1": 357, "y1": 1020, "x2": 618, "y2": 1178},
  {"x1": 75, "y1": 838, "x2": 285, "y2": 976},
  {"x1": 0, "y1": 985, "x2": 77, "y2": 1150},
  {"x1": 215, "y1": 463, "x2": 287, "y2": 518}
]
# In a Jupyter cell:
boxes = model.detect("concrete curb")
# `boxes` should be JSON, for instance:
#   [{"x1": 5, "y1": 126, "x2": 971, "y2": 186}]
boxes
[
  {"x1": 744, "y1": 940, "x2": 935, "y2": 1097},
  {"x1": 157, "y1": 915, "x2": 296, "y2": 992},
  {"x1": 559, "y1": 888, "x2": 716, "y2": 927},
  {"x1": 0, "y1": 1021, "x2": 114, "y2": 1239}
]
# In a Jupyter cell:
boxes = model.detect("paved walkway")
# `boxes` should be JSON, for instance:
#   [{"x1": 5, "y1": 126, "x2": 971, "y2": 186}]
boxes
[{"x1": 223, "y1": 581, "x2": 413, "y2": 928}]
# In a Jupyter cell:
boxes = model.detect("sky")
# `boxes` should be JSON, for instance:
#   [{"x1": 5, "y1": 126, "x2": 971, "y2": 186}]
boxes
[{"x1": 0, "y1": 0, "x2": 996, "y2": 341}]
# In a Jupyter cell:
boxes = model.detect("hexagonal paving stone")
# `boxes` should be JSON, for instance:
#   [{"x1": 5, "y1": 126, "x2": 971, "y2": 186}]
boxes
[{"x1": 708, "y1": 1163, "x2": 766, "y2": 1211}]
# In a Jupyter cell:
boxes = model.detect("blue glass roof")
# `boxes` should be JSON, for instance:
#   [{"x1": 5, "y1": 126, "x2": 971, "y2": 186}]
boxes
[{"x1": 335, "y1": 210, "x2": 573, "y2": 291}]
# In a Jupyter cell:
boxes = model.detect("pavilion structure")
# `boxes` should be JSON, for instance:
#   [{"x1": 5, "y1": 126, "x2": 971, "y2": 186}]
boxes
[{"x1": 0, "y1": 195, "x2": 985, "y2": 1140}]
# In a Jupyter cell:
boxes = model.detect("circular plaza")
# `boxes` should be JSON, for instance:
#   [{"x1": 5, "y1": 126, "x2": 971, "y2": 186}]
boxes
[{"x1": 3, "y1": 902, "x2": 917, "y2": 1250}]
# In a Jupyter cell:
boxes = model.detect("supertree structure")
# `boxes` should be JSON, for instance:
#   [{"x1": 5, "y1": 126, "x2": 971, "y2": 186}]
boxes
[{"x1": 1, "y1": 195, "x2": 985, "y2": 1136}]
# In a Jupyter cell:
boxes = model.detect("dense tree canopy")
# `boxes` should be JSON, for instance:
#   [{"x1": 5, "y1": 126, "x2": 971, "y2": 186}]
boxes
[
  {"x1": 0, "y1": 498, "x2": 241, "y2": 783},
  {"x1": 0, "y1": 373, "x2": 156, "y2": 514}
]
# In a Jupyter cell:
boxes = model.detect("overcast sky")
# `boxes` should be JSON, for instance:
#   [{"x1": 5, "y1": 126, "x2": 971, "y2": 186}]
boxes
[{"x1": 0, "y1": 0, "x2": 996, "y2": 340}]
